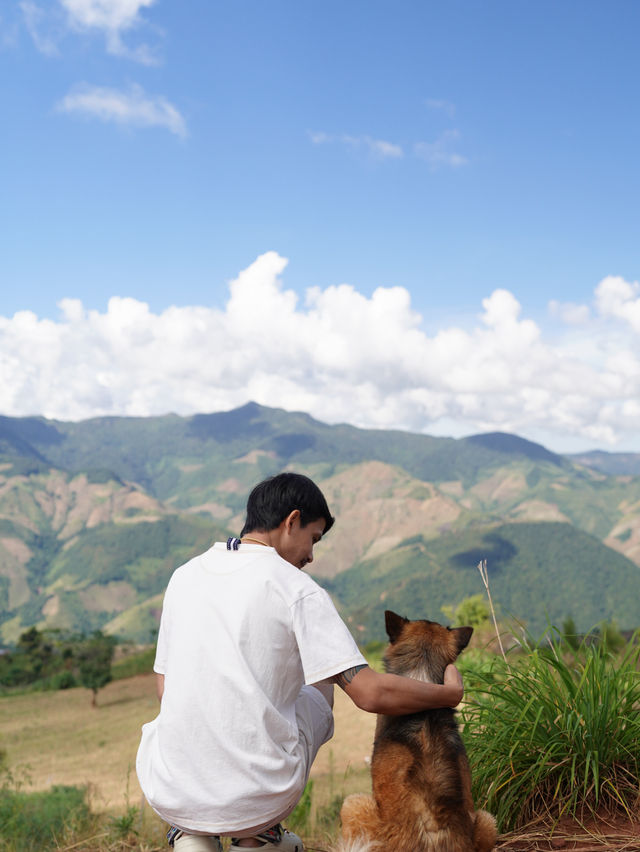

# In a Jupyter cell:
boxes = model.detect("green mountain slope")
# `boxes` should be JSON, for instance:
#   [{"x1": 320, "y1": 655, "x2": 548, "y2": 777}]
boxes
[
  {"x1": 2, "y1": 405, "x2": 570, "y2": 503},
  {"x1": 0, "y1": 462, "x2": 229, "y2": 643},
  {"x1": 322, "y1": 521, "x2": 640, "y2": 642},
  {"x1": 1, "y1": 404, "x2": 640, "y2": 644}
]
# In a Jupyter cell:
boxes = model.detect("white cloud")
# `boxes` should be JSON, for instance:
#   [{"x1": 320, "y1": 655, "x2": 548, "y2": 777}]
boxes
[
  {"x1": 414, "y1": 131, "x2": 468, "y2": 169},
  {"x1": 310, "y1": 128, "x2": 469, "y2": 169},
  {"x1": 2, "y1": 258, "x2": 640, "y2": 451},
  {"x1": 595, "y1": 275, "x2": 640, "y2": 333},
  {"x1": 56, "y1": 83, "x2": 187, "y2": 138},
  {"x1": 309, "y1": 131, "x2": 403, "y2": 159},
  {"x1": 19, "y1": 1, "x2": 60, "y2": 55},
  {"x1": 20, "y1": 0, "x2": 158, "y2": 62},
  {"x1": 60, "y1": 0, "x2": 158, "y2": 61},
  {"x1": 60, "y1": 0, "x2": 154, "y2": 32},
  {"x1": 548, "y1": 299, "x2": 591, "y2": 325}
]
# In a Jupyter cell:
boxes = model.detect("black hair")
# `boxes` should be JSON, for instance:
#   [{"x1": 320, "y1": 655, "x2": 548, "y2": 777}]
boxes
[{"x1": 240, "y1": 472, "x2": 335, "y2": 536}]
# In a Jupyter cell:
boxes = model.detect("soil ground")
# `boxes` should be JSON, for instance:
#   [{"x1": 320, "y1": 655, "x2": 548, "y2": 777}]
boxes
[{"x1": 495, "y1": 812, "x2": 640, "y2": 852}]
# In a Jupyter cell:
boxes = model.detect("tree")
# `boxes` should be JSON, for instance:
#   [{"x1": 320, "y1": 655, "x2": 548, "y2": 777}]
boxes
[
  {"x1": 77, "y1": 631, "x2": 116, "y2": 707},
  {"x1": 561, "y1": 616, "x2": 580, "y2": 650},
  {"x1": 441, "y1": 594, "x2": 490, "y2": 629}
]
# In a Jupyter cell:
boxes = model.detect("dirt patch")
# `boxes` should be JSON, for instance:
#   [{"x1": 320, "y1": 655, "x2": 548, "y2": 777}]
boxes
[
  {"x1": 0, "y1": 536, "x2": 32, "y2": 562},
  {"x1": 471, "y1": 470, "x2": 528, "y2": 506},
  {"x1": 0, "y1": 538, "x2": 32, "y2": 608},
  {"x1": 497, "y1": 813, "x2": 640, "y2": 851},
  {"x1": 314, "y1": 461, "x2": 462, "y2": 578},
  {"x1": 605, "y1": 513, "x2": 640, "y2": 567},
  {"x1": 42, "y1": 594, "x2": 60, "y2": 617},
  {"x1": 79, "y1": 581, "x2": 137, "y2": 613},
  {"x1": 510, "y1": 499, "x2": 570, "y2": 523},
  {"x1": 234, "y1": 449, "x2": 276, "y2": 464},
  {"x1": 185, "y1": 502, "x2": 233, "y2": 520}
]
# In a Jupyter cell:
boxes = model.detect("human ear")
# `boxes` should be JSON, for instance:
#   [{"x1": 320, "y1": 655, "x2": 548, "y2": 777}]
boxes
[{"x1": 284, "y1": 509, "x2": 301, "y2": 531}]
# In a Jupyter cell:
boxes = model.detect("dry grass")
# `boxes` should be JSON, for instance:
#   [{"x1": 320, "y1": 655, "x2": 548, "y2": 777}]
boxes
[
  {"x1": 0, "y1": 675, "x2": 375, "y2": 817},
  {"x1": 0, "y1": 675, "x2": 158, "y2": 812}
]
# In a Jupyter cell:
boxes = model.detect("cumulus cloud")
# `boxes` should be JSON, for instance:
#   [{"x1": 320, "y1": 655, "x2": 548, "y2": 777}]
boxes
[
  {"x1": 595, "y1": 275, "x2": 640, "y2": 333},
  {"x1": 56, "y1": 83, "x2": 187, "y2": 137},
  {"x1": 2, "y1": 255, "x2": 640, "y2": 450},
  {"x1": 309, "y1": 131, "x2": 403, "y2": 159}
]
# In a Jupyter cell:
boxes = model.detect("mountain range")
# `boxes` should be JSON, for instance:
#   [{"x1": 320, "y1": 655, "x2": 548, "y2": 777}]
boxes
[{"x1": 1, "y1": 403, "x2": 639, "y2": 645}]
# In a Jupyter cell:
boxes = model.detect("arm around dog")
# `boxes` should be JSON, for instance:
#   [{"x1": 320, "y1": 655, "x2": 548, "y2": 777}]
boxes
[{"x1": 335, "y1": 664, "x2": 464, "y2": 715}]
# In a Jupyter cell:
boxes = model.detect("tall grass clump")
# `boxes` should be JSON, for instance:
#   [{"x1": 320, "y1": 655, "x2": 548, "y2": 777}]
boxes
[
  {"x1": 461, "y1": 628, "x2": 640, "y2": 832},
  {"x1": 0, "y1": 773, "x2": 92, "y2": 851}
]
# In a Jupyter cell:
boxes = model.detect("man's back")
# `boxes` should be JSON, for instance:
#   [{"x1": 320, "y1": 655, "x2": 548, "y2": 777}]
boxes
[{"x1": 137, "y1": 540, "x2": 364, "y2": 833}]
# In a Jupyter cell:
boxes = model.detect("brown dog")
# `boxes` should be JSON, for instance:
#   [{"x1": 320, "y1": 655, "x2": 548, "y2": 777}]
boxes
[{"x1": 338, "y1": 611, "x2": 497, "y2": 852}]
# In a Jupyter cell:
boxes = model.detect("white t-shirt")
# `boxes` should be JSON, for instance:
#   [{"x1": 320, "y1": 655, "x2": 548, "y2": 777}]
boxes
[{"x1": 136, "y1": 542, "x2": 366, "y2": 833}]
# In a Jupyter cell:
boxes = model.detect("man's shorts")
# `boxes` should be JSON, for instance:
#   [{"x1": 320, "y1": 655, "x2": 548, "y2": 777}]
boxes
[{"x1": 230, "y1": 684, "x2": 334, "y2": 839}]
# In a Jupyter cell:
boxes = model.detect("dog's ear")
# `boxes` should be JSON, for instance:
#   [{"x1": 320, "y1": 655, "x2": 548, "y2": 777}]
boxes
[
  {"x1": 453, "y1": 626, "x2": 473, "y2": 654},
  {"x1": 385, "y1": 610, "x2": 409, "y2": 643}
]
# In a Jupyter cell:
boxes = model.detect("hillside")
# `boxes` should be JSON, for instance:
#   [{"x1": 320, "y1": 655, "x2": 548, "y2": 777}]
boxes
[
  {"x1": 0, "y1": 404, "x2": 639, "y2": 643},
  {"x1": 0, "y1": 462, "x2": 228, "y2": 643},
  {"x1": 0, "y1": 407, "x2": 570, "y2": 507},
  {"x1": 323, "y1": 521, "x2": 640, "y2": 643}
]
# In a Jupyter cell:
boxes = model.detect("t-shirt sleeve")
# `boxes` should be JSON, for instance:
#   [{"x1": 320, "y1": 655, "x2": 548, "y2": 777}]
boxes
[{"x1": 290, "y1": 587, "x2": 367, "y2": 684}]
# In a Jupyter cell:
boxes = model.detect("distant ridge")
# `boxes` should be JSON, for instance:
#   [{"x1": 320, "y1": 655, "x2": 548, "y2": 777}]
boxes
[
  {"x1": 1, "y1": 403, "x2": 640, "y2": 643},
  {"x1": 0, "y1": 404, "x2": 568, "y2": 488},
  {"x1": 569, "y1": 450, "x2": 640, "y2": 477},
  {"x1": 464, "y1": 432, "x2": 566, "y2": 467},
  {"x1": 0, "y1": 415, "x2": 50, "y2": 461}
]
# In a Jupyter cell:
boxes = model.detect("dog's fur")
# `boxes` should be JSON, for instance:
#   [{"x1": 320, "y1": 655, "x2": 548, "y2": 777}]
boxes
[{"x1": 338, "y1": 611, "x2": 497, "y2": 852}]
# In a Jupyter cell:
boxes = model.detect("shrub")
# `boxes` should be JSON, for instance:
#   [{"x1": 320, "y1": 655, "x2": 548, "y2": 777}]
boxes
[
  {"x1": 108, "y1": 804, "x2": 140, "y2": 841},
  {"x1": 441, "y1": 593, "x2": 490, "y2": 628},
  {"x1": 287, "y1": 780, "x2": 313, "y2": 837},
  {"x1": 0, "y1": 780, "x2": 91, "y2": 851},
  {"x1": 461, "y1": 629, "x2": 640, "y2": 831},
  {"x1": 49, "y1": 670, "x2": 77, "y2": 690},
  {"x1": 111, "y1": 645, "x2": 156, "y2": 680}
]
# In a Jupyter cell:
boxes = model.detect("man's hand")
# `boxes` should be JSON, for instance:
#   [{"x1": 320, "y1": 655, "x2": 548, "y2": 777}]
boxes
[
  {"x1": 443, "y1": 663, "x2": 464, "y2": 706},
  {"x1": 335, "y1": 664, "x2": 465, "y2": 715}
]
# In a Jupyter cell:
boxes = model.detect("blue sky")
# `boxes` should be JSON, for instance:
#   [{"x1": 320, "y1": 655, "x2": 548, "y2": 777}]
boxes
[{"x1": 1, "y1": 1, "x2": 640, "y2": 452}]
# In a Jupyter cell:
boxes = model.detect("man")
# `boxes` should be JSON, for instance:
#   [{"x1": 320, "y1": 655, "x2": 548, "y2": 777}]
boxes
[{"x1": 136, "y1": 473, "x2": 463, "y2": 852}]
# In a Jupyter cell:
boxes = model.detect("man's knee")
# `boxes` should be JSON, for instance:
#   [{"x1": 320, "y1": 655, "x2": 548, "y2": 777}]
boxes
[{"x1": 310, "y1": 678, "x2": 334, "y2": 710}]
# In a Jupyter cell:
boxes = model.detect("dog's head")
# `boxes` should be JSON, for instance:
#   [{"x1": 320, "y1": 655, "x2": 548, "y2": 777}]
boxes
[{"x1": 382, "y1": 610, "x2": 472, "y2": 684}]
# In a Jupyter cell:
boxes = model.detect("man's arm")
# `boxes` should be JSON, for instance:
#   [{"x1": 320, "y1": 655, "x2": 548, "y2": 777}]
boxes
[
  {"x1": 156, "y1": 672, "x2": 165, "y2": 702},
  {"x1": 334, "y1": 663, "x2": 463, "y2": 715}
]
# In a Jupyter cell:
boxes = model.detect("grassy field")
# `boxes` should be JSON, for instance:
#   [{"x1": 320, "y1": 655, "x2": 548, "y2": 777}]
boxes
[{"x1": 0, "y1": 674, "x2": 375, "y2": 832}]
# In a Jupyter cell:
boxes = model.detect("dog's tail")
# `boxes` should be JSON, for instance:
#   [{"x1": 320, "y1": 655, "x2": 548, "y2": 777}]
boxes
[
  {"x1": 473, "y1": 809, "x2": 498, "y2": 852},
  {"x1": 330, "y1": 838, "x2": 382, "y2": 852}
]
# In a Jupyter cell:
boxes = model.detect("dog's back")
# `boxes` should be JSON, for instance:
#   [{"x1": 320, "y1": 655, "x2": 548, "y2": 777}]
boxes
[{"x1": 339, "y1": 611, "x2": 497, "y2": 852}]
